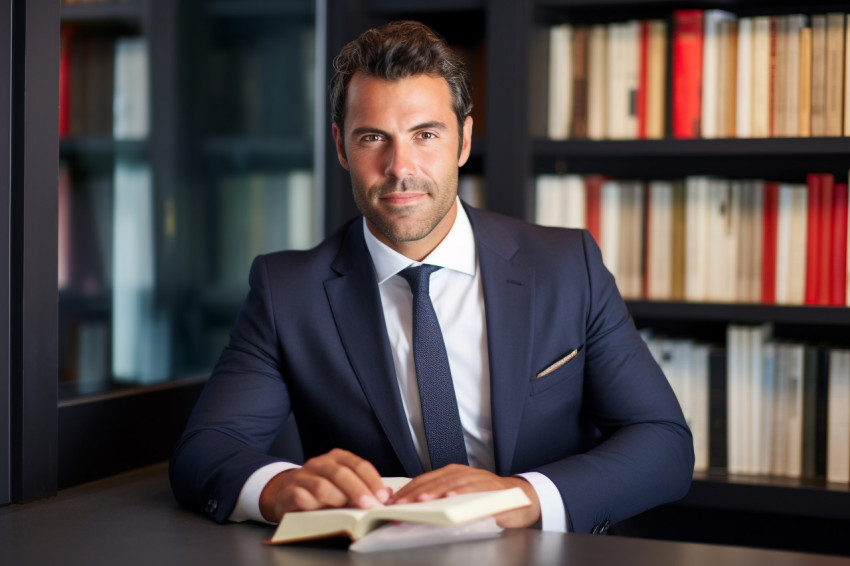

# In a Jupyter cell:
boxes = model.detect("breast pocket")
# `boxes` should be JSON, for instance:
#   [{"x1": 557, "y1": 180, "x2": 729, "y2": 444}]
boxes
[{"x1": 531, "y1": 345, "x2": 585, "y2": 396}]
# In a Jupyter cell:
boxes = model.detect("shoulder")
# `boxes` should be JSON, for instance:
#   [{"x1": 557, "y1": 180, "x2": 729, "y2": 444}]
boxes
[{"x1": 465, "y1": 204, "x2": 596, "y2": 263}]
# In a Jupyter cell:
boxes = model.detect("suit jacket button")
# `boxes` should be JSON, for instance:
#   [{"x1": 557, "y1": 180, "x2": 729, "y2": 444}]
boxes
[{"x1": 205, "y1": 499, "x2": 218, "y2": 514}]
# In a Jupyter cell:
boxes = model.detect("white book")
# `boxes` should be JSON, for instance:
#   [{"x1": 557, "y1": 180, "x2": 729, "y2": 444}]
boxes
[
  {"x1": 534, "y1": 175, "x2": 566, "y2": 227},
  {"x1": 748, "y1": 324, "x2": 773, "y2": 474},
  {"x1": 286, "y1": 170, "x2": 315, "y2": 250},
  {"x1": 112, "y1": 160, "x2": 170, "y2": 384},
  {"x1": 706, "y1": 179, "x2": 737, "y2": 302},
  {"x1": 827, "y1": 349, "x2": 850, "y2": 484},
  {"x1": 702, "y1": 11, "x2": 737, "y2": 139},
  {"x1": 774, "y1": 184, "x2": 794, "y2": 303},
  {"x1": 600, "y1": 180, "x2": 622, "y2": 283},
  {"x1": 587, "y1": 24, "x2": 608, "y2": 140},
  {"x1": 684, "y1": 177, "x2": 711, "y2": 301},
  {"x1": 547, "y1": 24, "x2": 572, "y2": 140},
  {"x1": 646, "y1": 181, "x2": 674, "y2": 300},
  {"x1": 623, "y1": 20, "x2": 640, "y2": 139},
  {"x1": 691, "y1": 343, "x2": 710, "y2": 472},
  {"x1": 562, "y1": 174, "x2": 587, "y2": 229},
  {"x1": 736, "y1": 18, "x2": 753, "y2": 138},
  {"x1": 726, "y1": 325, "x2": 746, "y2": 474},
  {"x1": 751, "y1": 16, "x2": 772, "y2": 138},
  {"x1": 113, "y1": 36, "x2": 149, "y2": 139}
]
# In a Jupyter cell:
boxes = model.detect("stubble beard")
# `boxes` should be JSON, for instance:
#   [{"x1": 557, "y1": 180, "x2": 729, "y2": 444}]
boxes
[{"x1": 353, "y1": 177, "x2": 456, "y2": 243}]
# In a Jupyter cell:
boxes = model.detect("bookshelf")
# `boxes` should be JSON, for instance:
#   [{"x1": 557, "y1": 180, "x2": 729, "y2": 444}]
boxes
[{"x1": 513, "y1": 0, "x2": 850, "y2": 553}]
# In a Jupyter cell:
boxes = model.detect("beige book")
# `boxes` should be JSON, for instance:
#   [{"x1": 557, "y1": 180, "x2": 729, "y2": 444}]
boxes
[
  {"x1": 825, "y1": 13, "x2": 845, "y2": 136},
  {"x1": 784, "y1": 15, "x2": 806, "y2": 137},
  {"x1": 646, "y1": 20, "x2": 667, "y2": 139},
  {"x1": 725, "y1": 21, "x2": 738, "y2": 137},
  {"x1": 736, "y1": 18, "x2": 753, "y2": 138},
  {"x1": 800, "y1": 26, "x2": 812, "y2": 137},
  {"x1": 268, "y1": 487, "x2": 531, "y2": 545},
  {"x1": 587, "y1": 24, "x2": 608, "y2": 140},
  {"x1": 751, "y1": 17, "x2": 772, "y2": 138},
  {"x1": 811, "y1": 15, "x2": 828, "y2": 136},
  {"x1": 845, "y1": 15, "x2": 850, "y2": 136},
  {"x1": 773, "y1": 16, "x2": 788, "y2": 137},
  {"x1": 670, "y1": 181, "x2": 687, "y2": 300}
]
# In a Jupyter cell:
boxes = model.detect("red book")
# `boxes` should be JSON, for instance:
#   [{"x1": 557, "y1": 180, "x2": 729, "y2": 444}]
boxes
[
  {"x1": 762, "y1": 182, "x2": 779, "y2": 303},
  {"x1": 637, "y1": 20, "x2": 650, "y2": 139},
  {"x1": 672, "y1": 10, "x2": 704, "y2": 138},
  {"x1": 585, "y1": 174, "x2": 604, "y2": 248},
  {"x1": 804, "y1": 174, "x2": 823, "y2": 305},
  {"x1": 818, "y1": 174, "x2": 835, "y2": 305},
  {"x1": 830, "y1": 182, "x2": 848, "y2": 306},
  {"x1": 58, "y1": 24, "x2": 73, "y2": 138}
]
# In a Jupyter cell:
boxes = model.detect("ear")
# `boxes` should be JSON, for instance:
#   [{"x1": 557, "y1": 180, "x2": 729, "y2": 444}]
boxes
[
  {"x1": 332, "y1": 122, "x2": 350, "y2": 170},
  {"x1": 457, "y1": 116, "x2": 473, "y2": 167}
]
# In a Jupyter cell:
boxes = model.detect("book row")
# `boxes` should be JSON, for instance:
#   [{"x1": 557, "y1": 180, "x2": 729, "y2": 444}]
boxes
[
  {"x1": 538, "y1": 10, "x2": 850, "y2": 141},
  {"x1": 642, "y1": 325, "x2": 850, "y2": 484},
  {"x1": 534, "y1": 172, "x2": 850, "y2": 306},
  {"x1": 59, "y1": 24, "x2": 149, "y2": 139}
]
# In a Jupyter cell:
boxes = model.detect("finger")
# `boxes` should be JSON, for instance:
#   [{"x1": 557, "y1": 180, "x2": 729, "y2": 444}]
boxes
[
  {"x1": 305, "y1": 451, "x2": 387, "y2": 508},
  {"x1": 330, "y1": 450, "x2": 392, "y2": 503},
  {"x1": 391, "y1": 465, "x2": 478, "y2": 503}
]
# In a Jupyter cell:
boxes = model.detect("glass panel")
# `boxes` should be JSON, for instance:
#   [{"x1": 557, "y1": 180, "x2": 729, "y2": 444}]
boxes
[{"x1": 57, "y1": 0, "x2": 319, "y2": 398}]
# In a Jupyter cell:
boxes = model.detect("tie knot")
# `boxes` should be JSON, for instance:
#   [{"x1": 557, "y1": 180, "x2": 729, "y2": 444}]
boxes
[{"x1": 399, "y1": 264, "x2": 442, "y2": 295}]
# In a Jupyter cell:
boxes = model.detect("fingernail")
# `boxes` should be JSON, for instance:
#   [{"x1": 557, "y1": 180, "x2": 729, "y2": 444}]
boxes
[
  {"x1": 358, "y1": 495, "x2": 378, "y2": 508},
  {"x1": 377, "y1": 488, "x2": 391, "y2": 503}
]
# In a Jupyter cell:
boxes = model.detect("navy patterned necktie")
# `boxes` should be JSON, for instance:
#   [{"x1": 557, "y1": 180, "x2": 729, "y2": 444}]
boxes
[{"x1": 398, "y1": 264, "x2": 469, "y2": 469}]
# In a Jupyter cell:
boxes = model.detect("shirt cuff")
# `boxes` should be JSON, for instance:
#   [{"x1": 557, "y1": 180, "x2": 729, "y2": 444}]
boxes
[
  {"x1": 516, "y1": 471, "x2": 569, "y2": 532},
  {"x1": 228, "y1": 461, "x2": 301, "y2": 524}
]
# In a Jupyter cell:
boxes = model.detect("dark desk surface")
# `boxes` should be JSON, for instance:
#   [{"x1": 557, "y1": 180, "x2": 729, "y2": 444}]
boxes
[{"x1": 2, "y1": 463, "x2": 849, "y2": 566}]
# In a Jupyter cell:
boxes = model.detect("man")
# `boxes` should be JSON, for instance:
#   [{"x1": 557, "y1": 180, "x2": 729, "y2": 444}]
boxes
[{"x1": 170, "y1": 20, "x2": 693, "y2": 534}]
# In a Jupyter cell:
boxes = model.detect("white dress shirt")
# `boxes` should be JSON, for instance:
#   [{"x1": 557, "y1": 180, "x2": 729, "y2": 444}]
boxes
[{"x1": 230, "y1": 200, "x2": 567, "y2": 531}]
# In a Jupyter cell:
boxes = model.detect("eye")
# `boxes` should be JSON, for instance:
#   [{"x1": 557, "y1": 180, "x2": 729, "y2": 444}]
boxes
[
  {"x1": 362, "y1": 134, "x2": 382, "y2": 142},
  {"x1": 417, "y1": 131, "x2": 436, "y2": 140}
]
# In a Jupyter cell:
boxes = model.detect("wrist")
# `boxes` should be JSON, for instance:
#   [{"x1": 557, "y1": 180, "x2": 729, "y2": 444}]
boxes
[{"x1": 259, "y1": 469, "x2": 293, "y2": 522}]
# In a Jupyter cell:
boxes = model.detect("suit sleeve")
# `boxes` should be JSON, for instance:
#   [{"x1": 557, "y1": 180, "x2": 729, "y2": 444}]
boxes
[
  {"x1": 169, "y1": 255, "x2": 293, "y2": 523},
  {"x1": 530, "y1": 230, "x2": 695, "y2": 534}
]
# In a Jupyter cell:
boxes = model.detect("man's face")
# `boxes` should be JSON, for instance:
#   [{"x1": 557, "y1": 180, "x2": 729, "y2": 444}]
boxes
[{"x1": 332, "y1": 72, "x2": 473, "y2": 260}]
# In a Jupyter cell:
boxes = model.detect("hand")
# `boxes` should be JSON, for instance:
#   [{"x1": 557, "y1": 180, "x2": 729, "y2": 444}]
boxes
[
  {"x1": 259, "y1": 448, "x2": 391, "y2": 522},
  {"x1": 388, "y1": 464, "x2": 541, "y2": 529}
]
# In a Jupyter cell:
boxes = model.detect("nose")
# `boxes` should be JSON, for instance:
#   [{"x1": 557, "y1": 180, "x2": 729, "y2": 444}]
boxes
[{"x1": 384, "y1": 141, "x2": 415, "y2": 180}]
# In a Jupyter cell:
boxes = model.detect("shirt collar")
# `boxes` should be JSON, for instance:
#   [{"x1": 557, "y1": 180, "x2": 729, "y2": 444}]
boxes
[{"x1": 363, "y1": 198, "x2": 477, "y2": 285}]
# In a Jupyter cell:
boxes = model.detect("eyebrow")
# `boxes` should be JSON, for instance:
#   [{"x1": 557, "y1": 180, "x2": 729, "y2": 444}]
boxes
[{"x1": 349, "y1": 121, "x2": 450, "y2": 138}]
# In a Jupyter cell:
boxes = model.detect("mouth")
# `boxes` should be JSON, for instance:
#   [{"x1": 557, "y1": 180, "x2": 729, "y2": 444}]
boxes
[{"x1": 379, "y1": 191, "x2": 427, "y2": 207}]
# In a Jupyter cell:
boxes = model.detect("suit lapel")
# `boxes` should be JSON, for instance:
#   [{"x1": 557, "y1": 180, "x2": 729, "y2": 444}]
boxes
[
  {"x1": 468, "y1": 207, "x2": 536, "y2": 476},
  {"x1": 324, "y1": 220, "x2": 425, "y2": 477}
]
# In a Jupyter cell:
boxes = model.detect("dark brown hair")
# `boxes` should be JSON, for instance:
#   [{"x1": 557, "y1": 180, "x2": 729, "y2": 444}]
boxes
[{"x1": 329, "y1": 21, "x2": 473, "y2": 141}]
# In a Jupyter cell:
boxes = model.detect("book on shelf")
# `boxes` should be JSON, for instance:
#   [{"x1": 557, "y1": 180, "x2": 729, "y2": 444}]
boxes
[
  {"x1": 533, "y1": 171, "x2": 850, "y2": 306},
  {"x1": 827, "y1": 349, "x2": 850, "y2": 484},
  {"x1": 672, "y1": 9, "x2": 704, "y2": 138},
  {"x1": 267, "y1": 487, "x2": 531, "y2": 546},
  {"x1": 542, "y1": 9, "x2": 850, "y2": 140},
  {"x1": 640, "y1": 324, "x2": 849, "y2": 479},
  {"x1": 825, "y1": 13, "x2": 846, "y2": 137},
  {"x1": 701, "y1": 10, "x2": 736, "y2": 139},
  {"x1": 113, "y1": 36, "x2": 149, "y2": 139}
]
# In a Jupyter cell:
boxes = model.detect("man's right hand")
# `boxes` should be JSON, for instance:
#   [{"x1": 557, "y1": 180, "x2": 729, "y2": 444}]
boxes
[{"x1": 259, "y1": 448, "x2": 391, "y2": 522}]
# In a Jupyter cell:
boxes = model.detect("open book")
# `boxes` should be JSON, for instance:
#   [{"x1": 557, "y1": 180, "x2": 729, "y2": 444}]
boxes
[{"x1": 266, "y1": 486, "x2": 531, "y2": 545}]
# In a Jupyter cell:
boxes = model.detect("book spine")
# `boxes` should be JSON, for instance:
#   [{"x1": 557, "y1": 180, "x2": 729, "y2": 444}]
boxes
[
  {"x1": 761, "y1": 182, "x2": 779, "y2": 303},
  {"x1": 804, "y1": 173, "x2": 822, "y2": 305},
  {"x1": 673, "y1": 10, "x2": 705, "y2": 138},
  {"x1": 831, "y1": 182, "x2": 848, "y2": 306}
]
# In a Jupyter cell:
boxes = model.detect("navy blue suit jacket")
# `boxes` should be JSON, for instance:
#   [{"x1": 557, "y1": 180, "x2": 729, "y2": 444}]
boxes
[{"x1": 169, "y1": 204, "x2": 694, "y2": 533}]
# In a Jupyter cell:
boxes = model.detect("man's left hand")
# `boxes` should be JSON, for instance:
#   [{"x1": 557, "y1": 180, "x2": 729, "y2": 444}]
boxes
[{"x1": 387, "y1": 465, "x2": 541, "y2": 528}]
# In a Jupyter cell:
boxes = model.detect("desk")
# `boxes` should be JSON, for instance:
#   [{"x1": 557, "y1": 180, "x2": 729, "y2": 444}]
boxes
[{"x1": 1, "y1": 463, "x2": 849, "y2": 566}]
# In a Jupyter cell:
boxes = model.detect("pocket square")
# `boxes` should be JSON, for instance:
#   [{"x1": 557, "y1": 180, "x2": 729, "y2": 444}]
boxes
[{"x1": 536, "y1": 347, "x2": 582, "y2": 378}]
